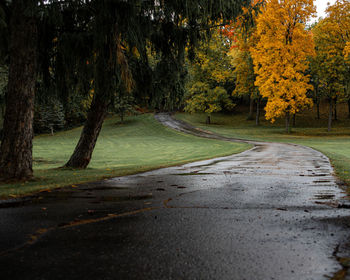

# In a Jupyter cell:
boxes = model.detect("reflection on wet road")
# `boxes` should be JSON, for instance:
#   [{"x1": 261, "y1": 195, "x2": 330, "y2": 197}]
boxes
[{"x1": 0, "y1": 114, "x2": 350, "y2": 280}]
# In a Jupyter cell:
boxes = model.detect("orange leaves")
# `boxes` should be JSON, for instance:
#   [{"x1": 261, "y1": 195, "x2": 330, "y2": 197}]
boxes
[
  {"x1": 221, "y1": 0, "x2": 263, "y2": 50},
  {"x1": 251, "y1": 0, "x2": 315, "y2": 122}
]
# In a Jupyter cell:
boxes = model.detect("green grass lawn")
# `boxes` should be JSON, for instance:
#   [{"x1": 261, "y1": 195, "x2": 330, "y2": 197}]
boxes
[
  {"x1": 0, "y1": 114, "x2": 250, "y2": 199},
  {"x1": 176, "y1": 104, "x2": 350, "y2": 186}
]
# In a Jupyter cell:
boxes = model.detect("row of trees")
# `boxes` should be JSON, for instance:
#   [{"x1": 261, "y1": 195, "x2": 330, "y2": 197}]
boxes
[
  {"x1": 184, "y1": 0, "x2": 350, "y2": 133},
  {"x1": 0, "y1": 0, "x2": 252, "y2": 181}
]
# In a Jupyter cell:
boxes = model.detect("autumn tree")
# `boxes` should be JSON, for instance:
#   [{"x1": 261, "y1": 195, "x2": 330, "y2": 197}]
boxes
[
  {"x1": 312, "y1": 0, "x2": 350, "y2": 130},
  {"x1": 345, "y1": 42, "x2": 350, "y2": 58},
  {"x1": 251, "y1": 0, "x2": 315, "y2": 133},
  {"x1": 223, "y1": 0, "x2": 263, "y2": 124},
  {"x1": 309, "y1": 51, "x2": 325, "y2": 120}
]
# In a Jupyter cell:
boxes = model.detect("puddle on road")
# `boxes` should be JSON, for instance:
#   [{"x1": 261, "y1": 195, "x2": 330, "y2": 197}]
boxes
[
  {"x1": 313, "y1": 180, "x2": 332, "y2": 183},
  {"x1": 171, "y1": 172, "x2": 216, "y2": 176},
  {"x1": 79, "y1": 186, "x2": 127, "y2": 191},
  {"x1": 314, "y1": 193, "x2": 336, "y2": 200},
  {"x1": 90, "y1": 194, "x2": 153, "y2": 203}
]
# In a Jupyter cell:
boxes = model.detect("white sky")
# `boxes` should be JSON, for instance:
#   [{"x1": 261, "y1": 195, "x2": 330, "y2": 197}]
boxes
[{"x1": 312, "y1": 0, "x2": 337, "y2": 22}]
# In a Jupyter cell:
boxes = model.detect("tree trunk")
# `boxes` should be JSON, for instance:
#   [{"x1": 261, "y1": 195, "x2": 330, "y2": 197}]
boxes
[
  {"x1": 333, "y1": 97, "x2": 337, "y2": 121},
  {"x1": 316, "y1": 100, "x2": 320, "y2": 120},
  {"x1": 255, "y1": 97, "x2": 260, "y2": 126},
  {"x1": 0, "y1": 0, "x2": 38, "y2": 181},
  {"x1": 292, "y1": 114, "x2": 296, "y2": 127},
  {"x1": 285, "y1": 112, "x2": 290, "y2": 133},
  {"x1": 348, "y1": 99, "x2": 350, "y2": 119},
  {"x1": 328, "y1": 98, "x2": 333, "y2": 132},
  {"x1": 65, "y1": 96, "x2": 108, "y2": 168},
  {"x1": 247, "y1": 96, "x2": 254, "y2": 120},
  {"x1": 206, "y1": 115, "x2": 211, "y2": 124},
  {"x1": 65, "y1": 5, "x2": 117, "y2": 169}
]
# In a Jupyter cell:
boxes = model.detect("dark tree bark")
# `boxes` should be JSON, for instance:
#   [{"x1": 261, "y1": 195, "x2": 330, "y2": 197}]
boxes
[
  {"x1": 316, "y1": 100, "x2": 320, "y2": 120},
  {"x1": 292, "y1": 114, "x2": 296, "y2": 127},
  {"x1": 328, "y1": 98, "x2": 333, "y2": 132},
  {"x1": 65, "y1": 96, "x2": 108, "y2": 168},
  {"x1": 247, "y1": 96, "x2": 254, "y2": 120},
  {"x1": 285, "y1": 111, "x2": 290, "y2": 133},
  {"x1": 65, "y1": 4, "x2": 117, "y2": 169},
  {"x1": 333, "y1": 97, "x2": 337, "y2": 121},
  {"x1": 255, "y1": 97, "x2": 260, "y2": 126},
  {"x1": 0, "y1": 0, "x2": 38, "y2": 181},
  {"x1": 206, "y1": 115, "x2": 211, "y2": 124},
  {"x1": 348, "y1": 99, "x2": 350, "y2": 119}
]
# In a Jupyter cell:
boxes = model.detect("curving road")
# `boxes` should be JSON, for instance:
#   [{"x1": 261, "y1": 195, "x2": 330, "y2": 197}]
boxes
[{"x1": 0, "y1": 113, "x2": 350, "y2": 279}]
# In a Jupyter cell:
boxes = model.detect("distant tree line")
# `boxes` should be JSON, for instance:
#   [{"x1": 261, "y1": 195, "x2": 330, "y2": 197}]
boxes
[{"x1": 184, "y1": 0, "x2": 350, "y2": 133}]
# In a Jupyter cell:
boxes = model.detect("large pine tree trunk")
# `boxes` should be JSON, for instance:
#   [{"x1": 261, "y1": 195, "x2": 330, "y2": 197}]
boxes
[
  {"x1": 0, "y1": 0, "x2": 38, "y2": 181},
  {"x1": 65, "y1": 4, "x2": 116, "y2": 169},
  {"x1": 328, "y1": 98, "x2": 333, "y2": 132},
  {"x1": 65, "y1": 97, "x2": 108, "y2": 168}
]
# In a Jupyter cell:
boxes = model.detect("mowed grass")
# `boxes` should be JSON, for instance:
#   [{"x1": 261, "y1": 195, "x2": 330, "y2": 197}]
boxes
[
  {"x1": 0, "y1": 114, "x2": 250, "y2": 198},
  {"x1": 176, "y1": 103, "x2": 350, "y2": 186}
]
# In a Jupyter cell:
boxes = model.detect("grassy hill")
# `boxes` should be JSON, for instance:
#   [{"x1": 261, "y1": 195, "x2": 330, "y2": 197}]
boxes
[{"x1": 0, "y1": 114, "x2": 250, "y2": 198}]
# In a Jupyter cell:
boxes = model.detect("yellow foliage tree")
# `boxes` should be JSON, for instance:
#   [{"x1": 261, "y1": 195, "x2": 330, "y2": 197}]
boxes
[
  {"x1": 312, "y1": 0, "x2": 350, "y2": 131},
  {"x1": 251, "y1": 0, "x2": 316, "y2": 133},
  {"x1": 224, "y1": 0, "x2": 263, "y2": 123},
  {"x1": 345, "y1": 42, "x2": 350, "y2": 58}
]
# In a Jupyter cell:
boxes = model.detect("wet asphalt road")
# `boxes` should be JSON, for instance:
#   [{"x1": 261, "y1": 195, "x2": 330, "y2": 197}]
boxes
[{"x1": 1, "y1": 114, "x2": 350, "y2": 280}]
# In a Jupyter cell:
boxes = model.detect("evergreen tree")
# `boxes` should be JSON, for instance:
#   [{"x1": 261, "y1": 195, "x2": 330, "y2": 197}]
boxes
[
  {"x1": 66, "y1": 0, "x2": 251, "y2": 169},
  {"x1": 0, "y1": 0, "x2": 39, "y2": 180},
  {"x1": 0, "y1": 0, "x2": 252, "y2": 178}
]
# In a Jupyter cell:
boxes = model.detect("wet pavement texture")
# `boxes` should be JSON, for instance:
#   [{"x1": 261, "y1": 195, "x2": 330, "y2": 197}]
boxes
[{"x1": 1, "y1": 113, "x2": 350, "y2": 280}]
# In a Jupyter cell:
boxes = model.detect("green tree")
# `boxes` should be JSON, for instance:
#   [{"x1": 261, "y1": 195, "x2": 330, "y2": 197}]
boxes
[
  {"x1": 114, "y1": 90, "x2": 136, "y2": 124},
  {"x1": 185, "y1": 82, "x2": 235, "y2": 124},
  {"x1": 185, "y1": 29, "x2": 236, "y2": 124},
  {"x1": 34, "y1": 98, "x2": 65, "y2": 134}
]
